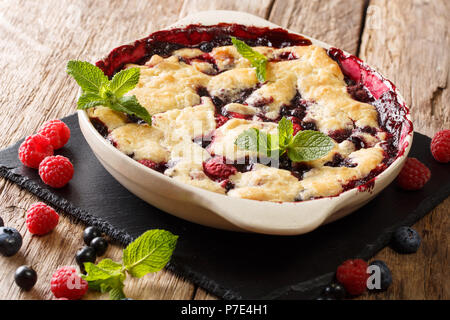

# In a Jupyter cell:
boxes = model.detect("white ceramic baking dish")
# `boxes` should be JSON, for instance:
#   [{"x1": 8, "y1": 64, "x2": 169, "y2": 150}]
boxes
[{"x1": 77, "y1": 10, "x2": 413, "y2": 235}]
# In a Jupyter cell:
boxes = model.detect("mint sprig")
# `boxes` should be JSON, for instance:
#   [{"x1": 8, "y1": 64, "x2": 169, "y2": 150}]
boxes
[
  {"x1": 67, "y1": 60, "x2": 152, "y2": 125},
  {"x1": 231, "y1": 37, "x2": 268, "y2": 82},
  {"x1": 234, "y1": 117, "x2": 334, "y2": 162},
  {"x1": 82, "y1": 229, "x2": 178, "y2": 300}
]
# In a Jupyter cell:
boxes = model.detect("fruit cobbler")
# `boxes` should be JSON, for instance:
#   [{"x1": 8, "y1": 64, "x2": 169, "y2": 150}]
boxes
[{"x1": 88, "y1": 24, "x2": 411, "y2": 202}]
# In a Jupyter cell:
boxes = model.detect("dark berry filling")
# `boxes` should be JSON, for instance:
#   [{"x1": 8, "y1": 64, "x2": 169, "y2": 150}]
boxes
[
  {"x1": 96, "y1": 23, "x2": 312, "y2": 78},
  {"x1": 90, "y1": 118, "x2": 109, "y2": 138},
  {"x1": 328, "y1": 129, "x2": 353, "y2": 143},
  {"x1": 88, "y1": 24, "x2": 411, "y2": 199},
  {"x1": 126, "y1": 113, "x2": 146, "y2": 124}
]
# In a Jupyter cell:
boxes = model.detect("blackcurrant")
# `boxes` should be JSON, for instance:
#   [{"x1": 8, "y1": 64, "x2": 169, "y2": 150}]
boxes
[
  {"x1": 90, "y1": 237, "x2": 108, "y2": 256},
  {"x1": 322, "y1": 282, "x2": 346, "y2": 300},
  {"x1": 14, "y1": 266, "x2": 37, "y2": 291},
  {"x1": 75, "y1": 246, "x2": 96, "y2": 270},
  {"x1": 83, "y1": 226, "x2": 102, "y2": 246}
]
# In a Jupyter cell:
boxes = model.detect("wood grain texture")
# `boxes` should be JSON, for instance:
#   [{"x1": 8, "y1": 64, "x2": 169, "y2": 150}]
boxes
[
  {"x1": 0, "y1": 0, "x2": 448, "y2": 300},
  {"x1": 355, "y1": 0, "x2": 450, "y2": 299},
  {"x1": 359, "y1": 0, "x2": 449, "y2": 137},
  {"x1": 180, "y1": 0, "x2": 274, "y2": 19},
  {"x1": 269, "y1": 0, "x2": 367, "y2": 55},
  {"x1": 0, "y1": 0, "x2": 192, "y2": 300}
]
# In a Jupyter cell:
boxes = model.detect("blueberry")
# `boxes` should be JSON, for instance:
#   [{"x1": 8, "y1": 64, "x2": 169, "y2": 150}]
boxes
[
  {"x1": 14, "y1": 266, "x2": 37, "y2": 291},
  {"x1": 368, "y1": 260, "x2": 392, "y2": 291},
  {"x1": 83, "y1": 226, "x2": 102, "y2": 246},
  {"x1": 199, "y1": 42, "x2": 213, "y2": 52},
  {"x1": 75, "y1": 246, "x2": 96, "y2": 271},
  {"x1": 391, "y1": 226, "x2": 421, "y2": 254},
  {"x1": 322, "y1": 282, "x2": 346, "y2": 299},
  {"x1": 0, "y1": 227, "x2": 22, "y2": 257},
  {"x1": 0, "y1": 216, "x2": 3, "y2": 227},
  {"x1": 121, "y1": 298, "x2": 134, "y2": 300},
  {"x1": 90, "y1": 237, "x2": 108, "y2": 256}
]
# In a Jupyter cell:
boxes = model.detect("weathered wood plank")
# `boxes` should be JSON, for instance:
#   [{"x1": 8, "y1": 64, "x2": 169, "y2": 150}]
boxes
[
  {"x1": 180, "y1": 0, "x2": 274, "y2": 19},
  {"x1": 0, "y1": 0, "x2": 448, "y2": 301},
  {"x1": 359, "y1": 0, "x2": 449, "y2": 137},
  {"x1": 269, "y1": 0, "x2": 367, "y2": 55},
  {"x1": 355, "y1": 0, "x2": 450, "y2": 299},
  {"x1": 0, "y1": 0, "x2": 193, "y2": 300}
]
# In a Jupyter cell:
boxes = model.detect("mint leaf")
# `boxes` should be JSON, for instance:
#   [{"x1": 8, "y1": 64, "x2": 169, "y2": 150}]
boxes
[
  {"x1": 235, "y1": 128, "x2": 260, "y2": 152},
  {"x1": 109, "y1": 67, "x2": 140, "y2": 98},
  {"x1": 80, "y1": 228, "x2": 178, "y2": 300},
  {"x1": 109, "y1": 95, "x2": 152, "y2": 125},
  {"x1": 277, "y1": 117, "x2": 293, "y2": 148},
  {"x1": 67, "y1": 60, "x2": 152, "y2": 125},
  {"x1": 231, "y1": 37, "x2": 268, "y2": 82},
  {"x1": 234, "y1": 117, "x2": 334, "y2": 162},
  {"x1": 109, "y1": 287, "x2": 126, "y2": 300},
  {"x1": 77, "y1": 92, "x2": 105, "y2": 110},
  {"x1": 254, "y1": 60, "x2": 268, "y2": 83},
  {"x1": 287, "y1": 130, "x2": 334, "y2": 162},
  {"x1": 67, "y1": 60, "x2": 108, "y2": 93},
  {"x1": 123, "y1": 230, "x2": 178, "y2": 278},
  {"x1": 82, "y1": 259, "x2": 126, "y2": 299},
  {"x1": 234, "y1": 128, "x2": 277, "y2": 157}
]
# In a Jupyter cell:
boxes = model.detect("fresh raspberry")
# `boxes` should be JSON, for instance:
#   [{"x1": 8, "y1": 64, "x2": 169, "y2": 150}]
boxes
[
  {"x1": 38, "y1": 156, "x2": 74, "y2": 188},
  {"x1": 227, "y1": 112, "x2": 248, "y2": 119},
  {"x1": 26, "y1": 202, "x2": 59, "y2": 235},
  {"x1": 336, "y1": 259, "x2": 369, "y2": 296},
  {"x1": 430, "y1": 129, "x2": 450, "y2": 163},
  {"x1": 292, "y1": 123, "x2": 302, "y2": 136},
  {"x1": 396, "y1": 157, "x2": 431, "y2": 190},
  {"x1": 215, "y1": 115, "x2": 229, "y2": 128},
  {"x1": 37, "y1": 120, "x2": 71, "y2": 150},
  {"x1": 203, "y1": 157, "x2": 237, "y2": 181},
  {"x1": 51, "y1": 266, "x2": 88, "y2": 300},
  {"x1": 18, "y1": 134, "x2": 53, "y2": 168},
  {"x1": 138, "y1": 159, "x2": 158, "y2": 170}
]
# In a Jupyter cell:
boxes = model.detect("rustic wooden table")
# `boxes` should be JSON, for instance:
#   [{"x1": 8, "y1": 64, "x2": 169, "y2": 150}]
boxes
[{"x1": 0, "y1": 0, "x2": 448, "y2": 300}]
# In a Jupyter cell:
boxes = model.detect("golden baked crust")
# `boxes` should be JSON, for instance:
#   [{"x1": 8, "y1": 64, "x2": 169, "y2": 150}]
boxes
[{"x1": 89, "y1": 44, "x2": 387, "y2": 202}]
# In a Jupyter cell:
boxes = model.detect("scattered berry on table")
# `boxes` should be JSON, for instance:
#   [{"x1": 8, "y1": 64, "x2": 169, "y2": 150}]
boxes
[
  {"x1": 90, "y1": 237, "x2": 108, "y2": 256},
  {"x1": 37, "y1": 119, "x2": 71, "y2": 150},
  {"x1": 396, "y1": 157, "x2": 431, "y2": 190},
  {"x1": 14, "y1": 266, "x2": 37, "y2": 291},
  {"x1": 0, "y1": 216, "x2": 3, "y2": 227},
  {"x1": 121, "y1": 298, "x2": 134, "y2": 300},
  {"x1": 391, "y1": 226, "x2": 421, "y2": 254},
  {"x1": 38, "y1": 155, "x2": 74, "y2": 188},
  {"x1": 203, "y1": 157, "x2": 237, "y2": 181},
  {"x1": 336, "y1": 259, "x2": 369, "y2": 296},
  {"x1": 0, "y1": 227, "x2": 22, "y2": 257},
  {"x1": 430, "y1": 129, "x2": 450, "y2": 163},
  {"x1": 26, "y1": 202, "x2": 59, "y2": 235},
  {"x1": 322, "y1": 282, "x2": 346, "y2": 300},
  {"x1": 75, "y1": 246, "x2": 96, "y2": 270},
  {"x1": 51, "y1": 266, "x2": 88, "y2": 300},
  {"x1": 83, "y1": 226, "x2": 102, "y2": 246},
  {"x1": 368, "y1": 260, "x2": 392, "y2": 291},
  {"x1": 18, "y1": 134, "x2": 53, "y2": 168}
]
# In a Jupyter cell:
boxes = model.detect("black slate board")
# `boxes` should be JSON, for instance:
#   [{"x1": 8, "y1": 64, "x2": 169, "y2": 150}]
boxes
[{"x1": 0, "y1": 114, "x2": 449, "y2": 300}]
